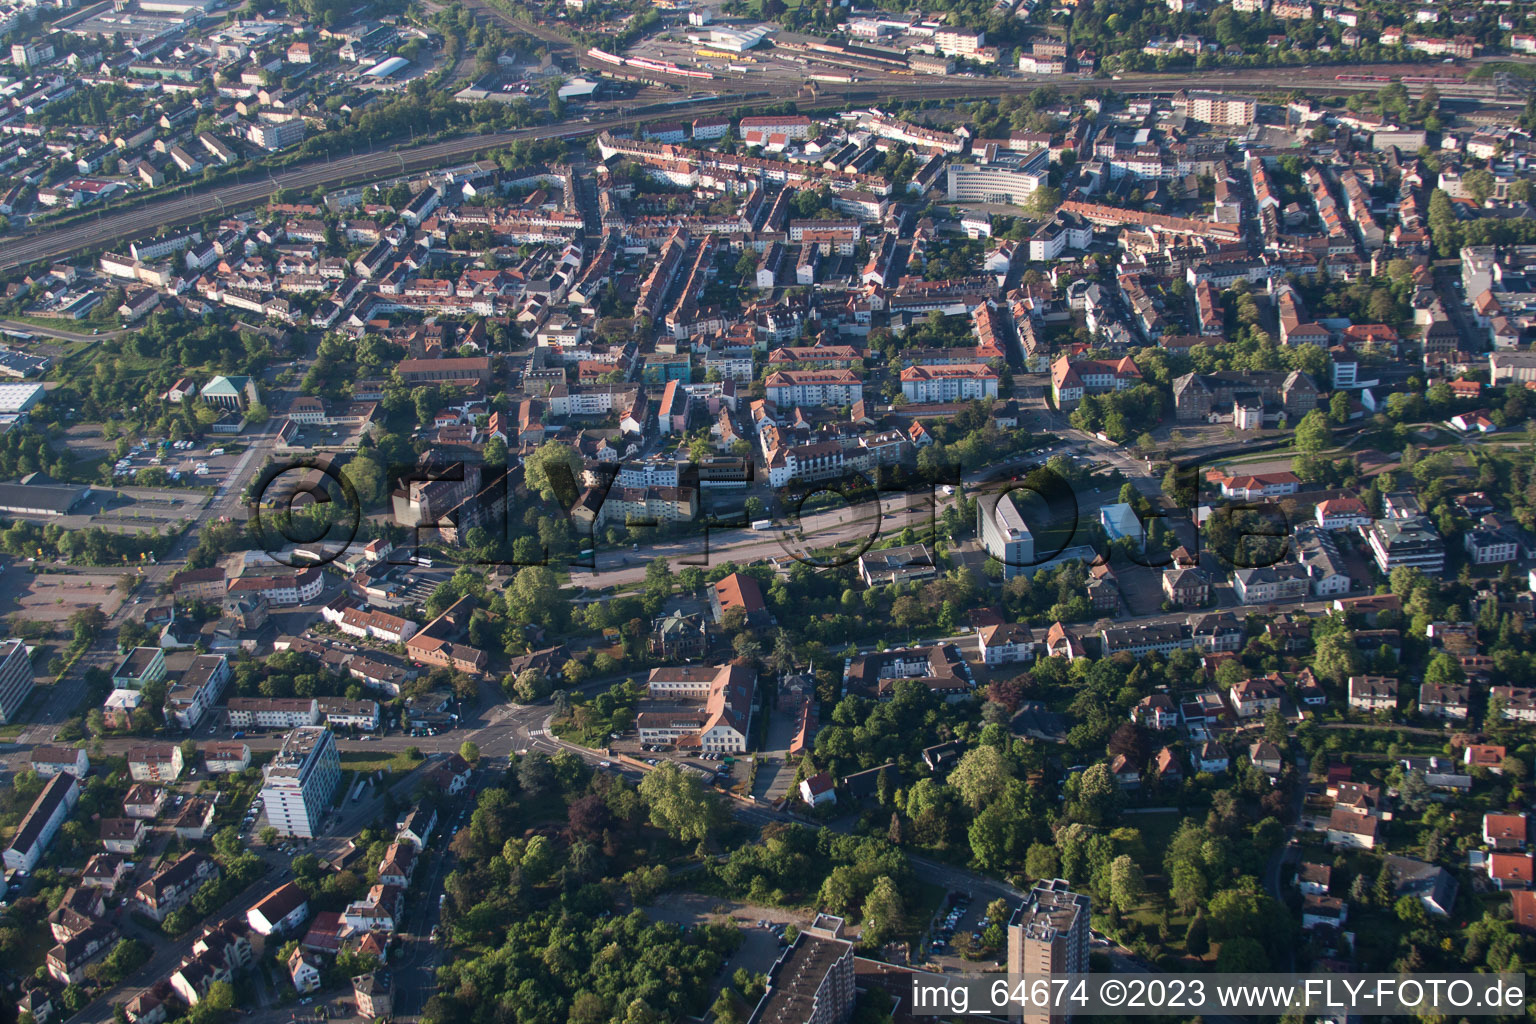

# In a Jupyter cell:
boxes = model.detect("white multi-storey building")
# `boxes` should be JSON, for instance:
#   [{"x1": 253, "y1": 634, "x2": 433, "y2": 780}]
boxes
[
  {"x1": 899, "y1": 364, "x2": 999, "y2": 403},
  {"x1": 978, "y1": 490, "x2": 1035, "y2": 581},
  {"x1": 763, "y1": 370, "x2": 863, "y2": 408},
  {"x1": 260, "y1": 727, "x2": 341, "y2": 838}
]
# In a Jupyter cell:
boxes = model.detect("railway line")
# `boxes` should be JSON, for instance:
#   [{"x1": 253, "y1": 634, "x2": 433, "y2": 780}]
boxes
[
  {"x1": 0, "y1": 23, "x2": 1527, "y2": 274},
  {"x1": 0, "y1": 98, "x2": 753, "y2": 271}
]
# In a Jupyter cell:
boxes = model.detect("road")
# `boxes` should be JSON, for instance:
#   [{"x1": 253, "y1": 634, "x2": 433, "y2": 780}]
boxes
[
  {"x1": 0, "y1": 319, "x2": 137, "y2": 343},
  {"x1": 69, "y1": 844, "x2": 301, "y2": 1024},
  {"x1": 16, "y1": 359, "x2": 305, "y2": 744}
]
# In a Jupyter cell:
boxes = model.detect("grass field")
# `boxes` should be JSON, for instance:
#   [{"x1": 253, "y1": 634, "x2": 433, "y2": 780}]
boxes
[
  {"x1": 339, "y1": 749, "x2": 424, "y2": 773},
  {"x1": 1469, "y1": 62, "x2": 1536, "y2": 82}
]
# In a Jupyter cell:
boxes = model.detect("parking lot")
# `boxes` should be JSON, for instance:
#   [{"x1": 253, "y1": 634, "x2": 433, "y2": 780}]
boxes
[{"x1": 0, "y1": 568, "x2": 127, "y2": 627}]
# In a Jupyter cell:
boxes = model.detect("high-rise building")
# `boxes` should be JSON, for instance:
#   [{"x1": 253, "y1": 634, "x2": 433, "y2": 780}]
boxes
[
  {"x1": 978, "y1": 491, "x2": 1035, "y2": 580},
  {"x1": 260, "y1": 727, "x2": 340, "y2": 838},
  {"x1": 747, "y1": 914, "x2": 855, "y2": 1024},
  {"x1": 1006, "y1": 880, "x2": 1090, "y2": 1024},
  {"x1": 0, "y1": 639, "x2": 34, "y2": 724}
]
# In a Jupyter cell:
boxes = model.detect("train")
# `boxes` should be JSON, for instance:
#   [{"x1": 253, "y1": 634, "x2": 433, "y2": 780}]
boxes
[
  {"x1": 588, "y1": 47, "x2": 714, "y2": 79},
  {"x1": 1335, "y1": 72, "x2": 1466, "y2": 86},
  {"x1": 624, "y1": 55, "x2": 714, "y2": 79}
]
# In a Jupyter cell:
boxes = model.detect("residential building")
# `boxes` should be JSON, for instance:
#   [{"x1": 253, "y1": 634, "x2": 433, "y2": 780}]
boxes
[
  {"x1": 800, "y1": 772, "x2": 836, "y2": 807},
  {"x1": 47, "y1": 923, "x2": 116, "y2": 984},
  {"x1": 1185, "y1": 91, "x2": 1258, "y2": 126},
  {"x1": 1348, "y1": 675, "x2": 1399, "y2": 711},
  {"x1": 135, "y1": 852, "x2": 218, "y2": 923},
  {"x1": 5, "y1": 773, "x2": 81, "y2": 872},
  {"x1": 1492, "y1": 686, "x2": 1536, "y2": 723},
  {"x1": 248, "y1": 881, "x2": 310, "y2": 936},
  {"x1": 1162, "y1": 567, "x2": 1210, "y2": 608},
  {"x1": 977, "y1": 623, "x2": 1035, "y2": 666},
  {"x1": 746, "y1": 916, "x2": 854, "y2": 1024},
  {"x1": 1384, "y1": 855, "x2": 1458, "y2": 917},
  {"x1": 353, "y1": 972, "x2": 393, "y2": 1019},
  {"x1": 164, "y1": 654, "x2": 231, "y2": 730},
  {"x1": 1419, "y1": 681, "x2": 1470, "y2": 720},
  {"x1": 30, "y1": 745, "x2": 88, "y2": 779},
  {"x1": 1485, "y1": 813, "x2": 1529, "y2": 851},
  {"x1": 1132, "y1": 694, "x2": 1177, "y2": 730},
  {"x1": 898, "y1": 364, "x2": 999, "y2": 403},
  {"x1": 1489, "y1": 853, "x2": 1535, "y2": 891},
  {"x1": 763, "y1": 370, "x2": 863, "y2": 409},
  {"x1": 259, "y1": 727, "x2": 341, "y2": 838},
  {"x1": 123, "y1": 784, "x2": 165, "y2": 819},
  {"x1": 1099, "y1": 622, "x2": 1193, "y2": 656},
  {"x1": 203, "y1": 742, "x2": 251, "y2": 774},
  {"x1": 1231, "y1": 675, "x2": 1283, "y2": 717},
  {"x1": 112, "y1": 646, "x2": 167, "y2": 690},
  {"x1": 100, "y1": 817, "x2": 147, "y2": 854},
  {"x1": 1326, "y1": 808, "x2": 1380, "y2": 850},
  {"x1": 1006, "y1": 880, "x2": 1089, "y2": 1024},
  {"x1": 126, "y1": 744, "x2": 184, "y2": 783},
  {"x1": 226, "y1": 697, "x2": 320, "y2": 729},
  {"x1": 0, "y1": 639, "x2": 34, "y2": 724}
]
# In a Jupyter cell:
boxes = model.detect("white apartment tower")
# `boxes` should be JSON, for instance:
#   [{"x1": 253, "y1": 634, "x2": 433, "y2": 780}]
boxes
[{"x1": 260, "y1": 727, "x2": 340, "y2": 838}]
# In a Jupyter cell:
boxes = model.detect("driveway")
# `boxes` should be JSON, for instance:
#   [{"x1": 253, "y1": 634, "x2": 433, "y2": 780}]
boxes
[{"x1": 751, "y1": 707, "x2": 801, "y2": 803}]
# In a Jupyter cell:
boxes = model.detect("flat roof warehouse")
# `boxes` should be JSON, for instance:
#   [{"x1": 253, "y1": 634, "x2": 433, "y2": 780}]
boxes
[{"x1": 0, "y1": 474, "x2": 89, "y2": 516}]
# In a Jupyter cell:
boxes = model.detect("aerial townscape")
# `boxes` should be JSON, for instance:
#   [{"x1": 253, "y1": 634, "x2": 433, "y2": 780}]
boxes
[{"x1": 4, "y1": 0, "x2": 1536, "y2": 1019}]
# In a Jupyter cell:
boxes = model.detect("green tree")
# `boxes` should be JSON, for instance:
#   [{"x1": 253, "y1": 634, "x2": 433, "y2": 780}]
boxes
[
  {"x1": 947, "y1": 746, "x2": 1011, "y2": 811},
  {"x1": 1312, "y1": 631, "x2": 1360, "y2": 685},
  {"x1": 1328, "y1": 391, "x2": 1350, "y2": 425},
  {"x1": 859, "y1": 875, "x2": 905, "y2": 948},
  {"x1": 1295, "y1": 409, "x2": 1332, "y2": 453},
  {"x1": 1109, "y1": 854, "x2": 1144, "y2": 913},
  {"x1": 1464, "y1": 168, "x2": 1496, "y2": 206},
  {"x1": 1184, "y1": 911, "x2": 1210, "y2": 957},
  {"x1": 638, "y1": 762, "x2": 723, "y2": 842},
  {"x1": 523, "y1": 441, "x2": 581, "y2": 504}
]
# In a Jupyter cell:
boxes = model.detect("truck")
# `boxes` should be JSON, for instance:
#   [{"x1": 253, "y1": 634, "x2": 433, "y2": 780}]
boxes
[{"x1": 751, "y1": 519, "x2": 773, "y2": 531}]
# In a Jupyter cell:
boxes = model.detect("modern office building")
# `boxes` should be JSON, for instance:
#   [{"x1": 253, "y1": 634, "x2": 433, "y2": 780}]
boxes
[
  {"x1": 260, "y1": 727, "x2": 340, "y2": 838},
  {"x1": 0, "y1": 639, "x2": 34, "y2": 724},
  {"x1": 1006, "y1": 880, "x2": 1090, "y2": 1024},
  {"x1": 1366, "y1": 516, "x2": 1446, "y2": 576},
  {"x1": 979, "y1": 490, "x2": 1035, "y2": 580}
]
